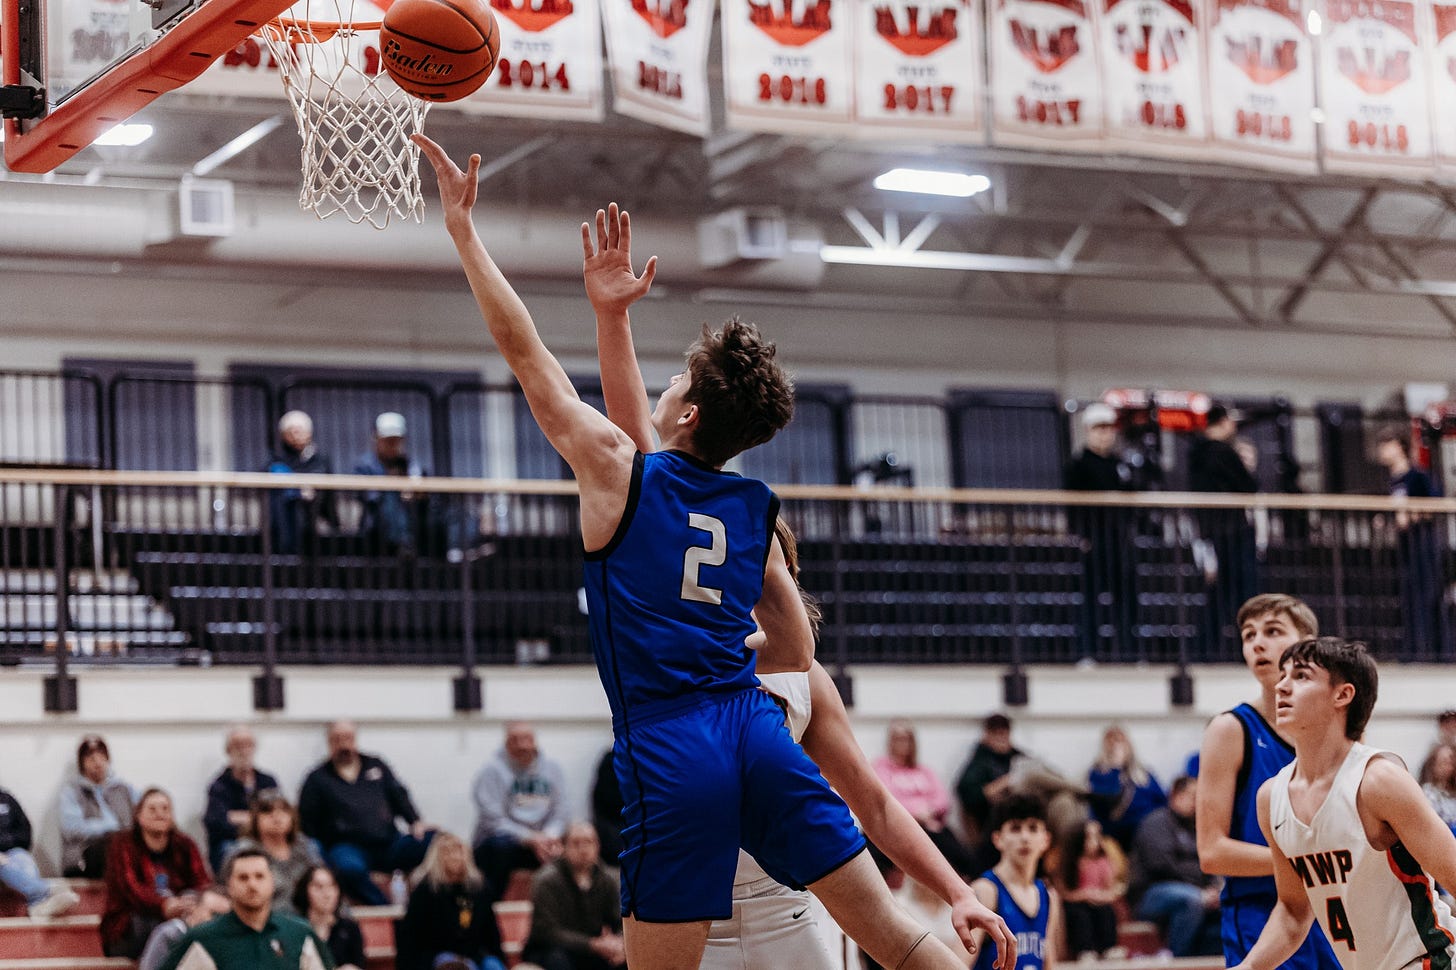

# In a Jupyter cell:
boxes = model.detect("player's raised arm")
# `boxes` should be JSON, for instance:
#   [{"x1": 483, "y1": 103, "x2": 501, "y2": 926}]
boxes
[
  {"x1": 754, "y1": 538, "x2": 814, "y2": 673},
  {"x1": 1233, "y1": 781, "x2": 1314, "y2": 970},
  {"x1": 583, "y1": 203, "x2": 657, "y2": 454},
  {"x1": 799, "y1": 661, "x2": 1016, "y2": 970},
  {"x1": 1197, "y1": 712, "x2": 1274, "y2": 876},
  {"x1": 414, "y1": 134, "x2": 631, "y2": 486},
  {"x1": 1360, "y1": 755, "x2": 1456, "y2": 891}
]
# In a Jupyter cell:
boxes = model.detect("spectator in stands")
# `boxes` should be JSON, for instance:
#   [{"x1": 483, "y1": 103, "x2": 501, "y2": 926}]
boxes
[
  {"x1": 955, "y1": 713, "x2": 1022, "y2": 841},
  {"x1": 471, "y1": 721, "x2": 568, "y2": 898},
  {"x1": 203, "y1": 725, "x2": 280, "y2": 873},
  {"x1": 1377, "y1": 426, "x2": 1444, "y2": 655},
  {"x1": 1420, "y1": 742, "x2": 1456, "y2": 834},
  {"x1": 293, "y1": 865, "x2": 366, "y2": 970},
  {"x1": 59, "y1": 733, "x2": 136, "y2": 877},
  {"x1": 524, "y1": 821, "x2": 626, "y2": 970},
  {"x1": 1439, "y1": 710, "x2": 1456, "y2": 747},
  {"x1": 1190, "y1": 404, "x2": 1260, "y2": 655},
  {"x1": 397, "y1": 830, "x2": 506, "y2": 970},
  {"x1": 243, "y1": 789, "x2": 323, "y2": 913},
  {"x1": 156, "y1": 845, "x2": 332, "y2": 970},
  {"x1": 1055, "y1": 818, "x2": 1127, "y2": 961},
  {"x1": 1127, "y1": 775, "x2": 1220, "y2": 958},
  {"x1": 100, "y1": 787, "x2": 214, "y2": 959},
  {"x1": 1086, "y1": 725, "x2": 1167, "y2": 850},
  {"x1": 590, "y1": 747, "x2": 622, "y2": 866},
  {"x1": 355, "y1": 411, "x2": 429, "y2": 555},
  {"x1": 0, "y1": 782, "x2": 79, "y2": 918},
  {"x1": 1065, "y1": 403, "x2": 1137, "y2": 658},
  {"x1": 873, "y1": 719, "x2": 976, "y2": 876},
  {"x1": 298, "y1": 720, "x2": 433, "y2": 906},
  {"x1": 267, "y1": 410, "x2": 338, "y2": 555}
]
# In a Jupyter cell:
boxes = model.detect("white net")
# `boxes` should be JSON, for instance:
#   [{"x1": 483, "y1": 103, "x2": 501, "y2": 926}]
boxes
[{"x1": 260, "y1": 1, "x2": 430, "y2": 229}]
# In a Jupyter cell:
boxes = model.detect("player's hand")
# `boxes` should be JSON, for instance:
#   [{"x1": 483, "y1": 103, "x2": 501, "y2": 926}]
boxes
[
  {"x1": 582, "y1": 202, "x2": 657, "y2": 315},
  {"x1": 952, "y1": 890, "x2": 1016, "y2": 970},
  {"x1": 412, "y1": 133, "x2": 480, "y2": 236}
]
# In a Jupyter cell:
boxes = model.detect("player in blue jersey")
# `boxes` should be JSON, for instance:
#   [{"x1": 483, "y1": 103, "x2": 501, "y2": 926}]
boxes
[
  {"x1": 1196, "y1": 594, "x2": 1339, "y2": 970},
  {"x1": 970, "y1": 793, "x2": 1059, "y2": 970},
  {"x1": 416, "y1": 141, "x2": 989, "y2": 970}
]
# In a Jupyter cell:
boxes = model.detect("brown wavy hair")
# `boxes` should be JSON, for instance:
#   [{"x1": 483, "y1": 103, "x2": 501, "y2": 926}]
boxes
[{"x1": 683, "y1": 317, "x2": 794, "y2": 466}]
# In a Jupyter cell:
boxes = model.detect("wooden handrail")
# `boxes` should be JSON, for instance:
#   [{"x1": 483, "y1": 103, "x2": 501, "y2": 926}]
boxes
[{"x1": 0, "y1": 466, "x2": 1448, "y2": 512}]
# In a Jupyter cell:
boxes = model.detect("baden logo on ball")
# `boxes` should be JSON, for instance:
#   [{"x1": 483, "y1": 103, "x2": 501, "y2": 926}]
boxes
[{"x1": 380, "y1": 0, "x2": 501, "y2": 102}]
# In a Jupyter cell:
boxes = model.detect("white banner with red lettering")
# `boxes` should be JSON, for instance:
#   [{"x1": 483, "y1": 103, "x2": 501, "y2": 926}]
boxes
[
  {"x1": 456, "y1": 0, "x2": 603, "y2": 119},
  {"x1": 1099, "y1": 0, "x2": 1211, "y2": 153},
  {"x1": 1426, "y1": 1, "x2": 1456, "y2": 169},
  {"x1": 600, "y1": 0, "x2": 714, "y2": 136},
  {"x1": 1319, "y1": 0, "x2": 1435, "y2": 173},
  {"x1": 1206, "y1": 0, "x2": 1318, "y2": 169},
  {"x1": 852, "y1": 0, "x2": 985, "y2": 142},
  {"x1": 721, "y1": 0, "x2": 856, "y2": 134},
  {"x1": 988, "y1": 0, "x2": 1106, "y2": 148}
]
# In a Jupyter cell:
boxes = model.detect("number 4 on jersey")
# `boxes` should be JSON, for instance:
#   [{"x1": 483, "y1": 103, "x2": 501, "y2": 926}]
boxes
[
  {"x1": 1327, "y1": 897, "x2": 1355, "y2": 951},
  {"x1": 681, "y1": 513, "x2": 726, "y2": 605}
]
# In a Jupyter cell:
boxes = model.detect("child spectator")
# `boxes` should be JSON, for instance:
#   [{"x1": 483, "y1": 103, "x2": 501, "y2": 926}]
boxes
[
  {"x1": 1087, "y1": 726, "x2": 1167, "y2": 850},
  {"x1": 1421, "y1": 742, "x2": 1456, "y2": 834},
  {"x1": 968, "y1": 793, "x2": 1060, "y2": 970},
  {"x1": 397, "y1": 831, "x2": 506, "y2": 970},
  {"x1": 293, "y1": 865, "x2": 366, "y2": 970},
  {"x1": 59, "y1": 734, "x2": 136, "y2": 877},
  {"x1": 1055, "y1": 819, "x2": 1127, "y2": 961},
  {"x1": 100, "y1": 788, "x2": 213, "y2": 959},
  {"x1": 242, "y1": 789, "x2": 323, "y2": 912}
]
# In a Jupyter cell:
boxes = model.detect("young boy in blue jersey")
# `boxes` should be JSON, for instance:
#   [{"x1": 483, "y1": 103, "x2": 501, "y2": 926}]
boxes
[
  {"x1": 970, "y1": 793, "x2": 1059, "y2": 970},
  {"x1": 415, "y1": 145, "x2": 994, "y2": 970},
  {"x1": 1196, "y1": 594, "x2": 1339, "y2": 970}
]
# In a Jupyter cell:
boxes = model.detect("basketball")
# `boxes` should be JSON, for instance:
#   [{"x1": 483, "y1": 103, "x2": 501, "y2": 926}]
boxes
[{"x1": 379, "y1": 0, "x2": 499, "y2": 103}]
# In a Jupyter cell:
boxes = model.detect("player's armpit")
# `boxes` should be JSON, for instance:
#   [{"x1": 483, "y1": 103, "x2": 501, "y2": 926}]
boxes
[
  {"x1": 1196, "y1": 711, "x2": 1274, "y2": 877},
  {"x1": 1360, "y1": 755, "x2": 1456, "y2": 891}
]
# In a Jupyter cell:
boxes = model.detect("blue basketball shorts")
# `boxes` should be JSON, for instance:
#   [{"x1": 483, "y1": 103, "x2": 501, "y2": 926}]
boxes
[
  {"x1": 1222, "y1": 893, "x2": 1341, "y2": 970},
  {"x1": 613, "y1": 687, "x2": 866, "y2": 923}
]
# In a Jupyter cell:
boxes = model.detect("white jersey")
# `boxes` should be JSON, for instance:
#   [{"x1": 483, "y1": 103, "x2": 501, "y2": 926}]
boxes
[
  {"x1": 732, "y1": 671, "x2": 813, "y2": 889},
  {"x1": 1268, "y1": 743, "x2": 1456, "y2": 970}
]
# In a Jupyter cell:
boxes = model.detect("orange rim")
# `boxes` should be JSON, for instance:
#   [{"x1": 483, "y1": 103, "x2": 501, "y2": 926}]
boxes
[{"x1": 262, "y1": 16, "x2": 382, "y2": 42}]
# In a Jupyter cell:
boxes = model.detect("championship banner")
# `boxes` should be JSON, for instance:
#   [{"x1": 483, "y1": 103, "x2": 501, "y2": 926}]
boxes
[
  {"x1": 852, "y1": 0, "x2": 985, "y2": 142},
  {"x1": 988, "y1": 0, "x2": 1105, "y2": 149},
  {"x1": 601, "y1": 0, "x2": 714, "y2": 136},
  {"x1": 1206, "y1": 0, "x2": 1318, "y2": 169},
  {"x1": 455, "y1": 0, "x2": 604, "y2": 120},
  {"x1": 1099, "y1": 0, "x2": 1211, "y2": 153},
  {"x1": 722, "y1": 0, "x2": 856, "y2": 135},
  {"x1": 1427, "y1": 1, "x2": 1456, "y2": 169},
  {"x1": 1319, "y1": 0, "x2": 1434, "y2": 173}
]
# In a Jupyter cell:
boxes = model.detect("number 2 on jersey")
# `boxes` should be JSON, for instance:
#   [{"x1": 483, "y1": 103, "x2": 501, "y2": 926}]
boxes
[
  {"x1": 1327, "y1": 897, "x2": 1355, "y2": 950},
  {"x1": 681, "y1": 513, "x2": 726, "y2": 605}
]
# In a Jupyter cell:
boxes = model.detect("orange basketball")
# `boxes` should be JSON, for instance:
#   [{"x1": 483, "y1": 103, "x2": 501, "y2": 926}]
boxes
[{"x1": 379, "y1": 0, "x2": 499, "y2": 103}]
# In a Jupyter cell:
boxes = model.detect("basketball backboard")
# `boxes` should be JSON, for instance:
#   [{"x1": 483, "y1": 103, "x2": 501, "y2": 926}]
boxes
[{"x1": 1, "y1": 0, "x2": 294, "y2": 171}]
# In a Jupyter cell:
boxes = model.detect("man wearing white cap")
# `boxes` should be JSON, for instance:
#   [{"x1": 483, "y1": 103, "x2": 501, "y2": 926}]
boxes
[
  {"x1": 353, "y1": 411, "x2": 428, "y2": 554},
  {"x1": 1064, "y1": 403, "x2": 1135, "y2": 659}
]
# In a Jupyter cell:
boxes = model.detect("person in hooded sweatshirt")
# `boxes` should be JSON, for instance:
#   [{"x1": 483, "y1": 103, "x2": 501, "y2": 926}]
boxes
[
  {"x1": 471, "y1": 721, "x2": 569, "y2": 900},
  {"x1": 59, "y1": 734, "x2": 137, "y2": 877}
]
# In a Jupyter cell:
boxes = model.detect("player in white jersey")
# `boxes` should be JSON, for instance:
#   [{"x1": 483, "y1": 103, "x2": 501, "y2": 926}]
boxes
[{"x1": 1234, "y1": 637, "x2": 1456, "y2": 970}]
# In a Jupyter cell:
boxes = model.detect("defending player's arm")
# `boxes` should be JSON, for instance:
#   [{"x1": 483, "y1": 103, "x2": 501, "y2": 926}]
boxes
[
  {"x1": 582, "y1": 203, "x2": 657, "y2": 454},
  {"x1": 1197, "y1": 712, "x2": 1275, "y2": 876},
  {"x1": 1232, "y1": 781, "x2": 1314, "y2": 970},
  {"x1": 800, "y1": 661, "x2": 1016, "y2": 970},
  {"x1": 754, "y1": 539, "x2": 814, "y2": 674},
  {"x1": 414, "y1": 135, "x2": 633, "y2": 491},
  {"x1": 1044, "y1": 888, "x2": 1062, "y2": 970},
  {"x1": 1360, "y1": 755, "x2": 1456, "y2": 890}
]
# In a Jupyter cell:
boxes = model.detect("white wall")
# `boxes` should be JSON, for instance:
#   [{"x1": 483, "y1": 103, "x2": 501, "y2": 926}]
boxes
[{"x1": 0, "y1": 662, "x2": 1445, "y2": 876}]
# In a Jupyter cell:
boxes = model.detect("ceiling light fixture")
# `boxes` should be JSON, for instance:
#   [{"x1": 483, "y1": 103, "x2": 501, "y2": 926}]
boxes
[
  {"x1": 94, "y1": 123, "x2": 154, "y2": 147},
  {"x1": 873, "y1": 168, "x2": 991, "y2": 198}
]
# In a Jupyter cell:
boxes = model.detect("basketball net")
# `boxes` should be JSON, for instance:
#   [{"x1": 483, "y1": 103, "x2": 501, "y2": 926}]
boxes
[{"x1": 260, "y1": 0, "x2": 429, "y2": 229}]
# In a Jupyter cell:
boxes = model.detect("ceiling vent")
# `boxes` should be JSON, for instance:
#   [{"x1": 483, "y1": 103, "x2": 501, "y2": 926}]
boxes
[
  {"x1": 697, "y1": 208, "x2": 788, "y2": 269},
  {"x1": 178, "y1": 177, "x2": 235, "y2": 238}
]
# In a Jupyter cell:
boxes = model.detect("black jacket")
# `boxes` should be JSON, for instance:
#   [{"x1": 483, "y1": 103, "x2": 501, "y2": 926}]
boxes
[
  {"x1": 397, "y1": 880, "x2": 503, "y2": 970},
  {"x1": 298, "y1": 755, "x2": 420, "y2": 849},
  {"x1": 1189, "y1": 437, "x2": 1257, "y2": 494},
  {"x1": 0, "y1": 789, "x2": 32, "y2": 853},
  {"x1": 202, "y1": 767, "x2": 280, "y2": 856}
]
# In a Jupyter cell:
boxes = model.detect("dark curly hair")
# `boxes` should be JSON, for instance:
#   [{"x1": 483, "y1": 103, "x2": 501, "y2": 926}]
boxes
[{"x1": 683, "y1": 317, "x2": 794, "y2": 466}]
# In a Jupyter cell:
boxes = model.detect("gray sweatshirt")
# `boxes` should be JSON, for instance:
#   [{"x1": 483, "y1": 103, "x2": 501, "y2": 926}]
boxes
[
  {"x1": 471, "y1": 749, "x2": 568, "y2": 847},
  {"x1": 58, "y1": 771, "x2": 136, "y2": 872}
]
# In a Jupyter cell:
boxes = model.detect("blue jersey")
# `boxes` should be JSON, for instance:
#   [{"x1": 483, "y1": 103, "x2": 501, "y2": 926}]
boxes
[
  {"x1": 582, "y1": 450, "x2": 778, "y2": 730},
  {"x1": 1223, "y1": 702, "x2": 1294, "y2": 903},
  {"x1": 972, "y1": 871, "x2": 1049, "y2": 970}
]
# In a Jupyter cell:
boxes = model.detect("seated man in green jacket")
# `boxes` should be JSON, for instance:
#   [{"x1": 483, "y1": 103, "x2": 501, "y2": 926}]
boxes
[{"x1": 524, "y1": 822, "x2": 625, "y2": 970}]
